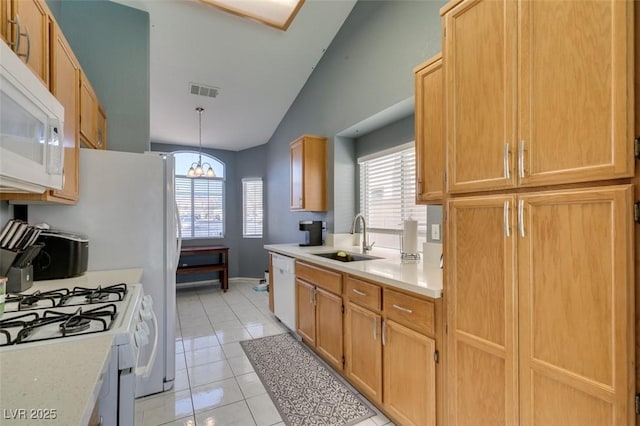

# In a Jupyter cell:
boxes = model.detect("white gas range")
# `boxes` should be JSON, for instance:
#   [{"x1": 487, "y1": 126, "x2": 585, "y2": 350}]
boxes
[{"x1": 0, "y1": 269, "x2": 155, "y2": 425}]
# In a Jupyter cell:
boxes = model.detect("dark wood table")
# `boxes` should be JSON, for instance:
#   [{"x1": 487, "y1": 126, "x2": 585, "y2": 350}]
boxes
[{"x1": 176, "y1": 245, "x2": 229, "y2": 292}]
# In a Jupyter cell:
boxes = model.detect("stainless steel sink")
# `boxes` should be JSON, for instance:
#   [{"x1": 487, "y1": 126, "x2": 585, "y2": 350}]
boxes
[{"x1": 312, "y1": 251, "x2": 381, "y2": 262}]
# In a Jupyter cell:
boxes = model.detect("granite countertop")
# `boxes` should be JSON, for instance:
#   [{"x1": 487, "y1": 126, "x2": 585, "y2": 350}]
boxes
[
  {"x1": 264, "y1": 243, "x2": 443, "y2": 298},
  {"x1": 0, "y1": 268, "x2": 144, "y2": 425}
]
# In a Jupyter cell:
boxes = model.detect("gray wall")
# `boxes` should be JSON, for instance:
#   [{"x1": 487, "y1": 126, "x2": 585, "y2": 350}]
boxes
[
  {"x1": 46, "y1": 0, "x2": 150, "y2": 153},
  {"x1": 265, "y1": 0, "x2": 444, "y2": 244},
  {"x1": 151, "y1": 142, "x2": 268, "y2": 279}
]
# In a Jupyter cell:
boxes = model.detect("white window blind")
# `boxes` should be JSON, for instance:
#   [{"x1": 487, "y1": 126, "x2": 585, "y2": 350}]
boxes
[
  {"x1": 359, "y1": 144, "x2": 426, "y2": 249},
  {"x1": 243, "y1": 178, "x2": 263, "y2": 238},
  {"x1": 174, "y1": 151, "x2": 225, "y2": 239}
]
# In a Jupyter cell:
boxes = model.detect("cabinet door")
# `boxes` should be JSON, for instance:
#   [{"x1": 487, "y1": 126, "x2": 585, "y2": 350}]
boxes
[
  {"x1": 50, "y1": 25, "x2": 79, "y2": 201},
  {"x1": 415, "y1": 54, "x2": 444, "y2": 203},
  {"x1": 518, "y1": 0, "x2": 633, "y2": 187},
  {"x1": 447, "y1": 195, "x2": 518, "y2": 426},
  {"x1": 315, "y1": 287, "x2": 343, "y2": 371},
  {"x1": 518, "y1": 185, "x2": 634, "y2": 426},
  {"x1": 12, "y1": 0, "x2": 49, "y2": 86},
  {"x1": 96, "y1": 105, "x2": 107, "y2": 149},
  {"x1": 290, "y1": 139, "x2": 303, "y2": 209},
  {"x1": 80, "y1": 74, "x2": 98, "y2": 148},
  {"x1": 1, "y1": 0, "x2": 9, "y2": 44},
  {"x1": 444, "y1": 0, "x2": 516, "y2": 193},
  {"x1": 345, "y1": 302, "x2": 382, "y2": 404},
  {"x1": 295, "y1": 279, "x2": 315, "y2": 346},
  {"x1": 383, "y1": 320, "x2": 436, "y2": 426}
]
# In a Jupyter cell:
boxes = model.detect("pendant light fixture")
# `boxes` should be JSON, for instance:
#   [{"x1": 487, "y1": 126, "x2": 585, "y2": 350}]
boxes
[{"x1": 187, "y1": 107, "x2": 216, "y2": 178}]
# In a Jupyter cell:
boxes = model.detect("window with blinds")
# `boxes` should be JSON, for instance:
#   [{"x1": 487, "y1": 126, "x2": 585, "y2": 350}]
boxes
[
  {"x1": 174, "y1": 152, "x2": 225, "y2": 239},
  {"x1": 358, "y1": 143, "x2": 426, "y2": 249},
  {"x1": 243, "y1": 178, "x2": 263, "y2": 238}
]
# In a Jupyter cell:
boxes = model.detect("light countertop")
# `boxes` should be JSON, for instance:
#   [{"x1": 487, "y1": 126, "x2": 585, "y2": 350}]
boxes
[
  {"x1": 264, "y1": 243, "x2": 442, "y2": 298},
  {"x1": 0, "y1": 335, "x2": 114, "y2": 425},
  {"x1": 0, "y1": 268, "x2": 144, "y2": 425}
]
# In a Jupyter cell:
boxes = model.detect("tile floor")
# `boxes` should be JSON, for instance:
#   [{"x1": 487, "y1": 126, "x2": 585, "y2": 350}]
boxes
[{"x1": 135, "y1": 279, "x2": 395, "y2": 426}]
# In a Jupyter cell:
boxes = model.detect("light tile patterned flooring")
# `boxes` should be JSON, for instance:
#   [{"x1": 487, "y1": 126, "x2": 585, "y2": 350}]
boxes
[{"x1": 135, "y1": 280, "x2": 395, "y2": 426}]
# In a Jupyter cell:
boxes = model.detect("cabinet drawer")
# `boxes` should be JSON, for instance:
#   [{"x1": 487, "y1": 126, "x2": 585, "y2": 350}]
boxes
[
  {"x1": 383, "y1": 289, "x2": 434, "y2": 336},
  {"x1": 346, "y1": 277, "x2": 381, "y2": 311},
  {"x1": 295, "y1": 261, "x2": 342, "y2": 294}
]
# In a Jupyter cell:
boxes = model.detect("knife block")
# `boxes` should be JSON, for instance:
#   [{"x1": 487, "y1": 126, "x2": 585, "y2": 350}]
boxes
[
  {"x1": 0, "y1": 248, "x2": 20, "y2": 276},
  {"x1": 7, "y1": 264, "x2": 33, "y2": 293}
]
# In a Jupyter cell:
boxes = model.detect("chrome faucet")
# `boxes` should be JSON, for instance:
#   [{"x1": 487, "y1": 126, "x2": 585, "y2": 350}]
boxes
[{"x1": 350, "y1": 213, "x2": 374, "y2": 252}]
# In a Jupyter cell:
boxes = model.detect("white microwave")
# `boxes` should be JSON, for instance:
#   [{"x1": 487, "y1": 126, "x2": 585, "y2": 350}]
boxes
[{"x1": 0, "y1": 40, "x2": 64, "y2": 193}]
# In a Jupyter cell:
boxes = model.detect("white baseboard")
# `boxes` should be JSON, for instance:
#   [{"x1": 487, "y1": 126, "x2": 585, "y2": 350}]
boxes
[{"x1": 230, "y1": 277, "x2": 263, "y2": 284}]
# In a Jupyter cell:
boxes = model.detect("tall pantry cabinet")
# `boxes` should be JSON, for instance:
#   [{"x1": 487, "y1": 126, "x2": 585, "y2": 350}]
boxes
[{"x1": 439, "y1": 0, "x2": 636, "y2": 425}]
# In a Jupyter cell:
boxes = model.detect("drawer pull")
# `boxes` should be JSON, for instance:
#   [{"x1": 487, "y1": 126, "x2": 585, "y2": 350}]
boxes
[
  {"x1": 382, "y1": 320, "x2": 387, "y2": 346},
  {"x1": 392, "y1": 304, "x2": 413, "y2": 314},
  {"x1": 352, "y1": 289, "x2": 367, "y2": 297},
  {"x1": 373, "y1": 317, "x2": 377, "y2": 341}
]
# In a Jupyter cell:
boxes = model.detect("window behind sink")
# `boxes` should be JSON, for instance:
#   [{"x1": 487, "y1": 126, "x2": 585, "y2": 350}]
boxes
[{"x1": 358, "y1": 142, "x2": 427, "y2": 250}]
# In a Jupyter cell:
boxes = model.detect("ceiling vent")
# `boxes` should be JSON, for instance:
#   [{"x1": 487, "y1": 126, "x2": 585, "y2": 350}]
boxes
[{"x1": 189, "y1": 83, "x2": 219, "y2": 98}]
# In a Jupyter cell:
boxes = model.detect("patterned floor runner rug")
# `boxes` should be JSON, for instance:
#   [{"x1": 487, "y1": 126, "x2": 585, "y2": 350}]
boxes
[{"x1": 240, "y1": 333, "x2": 375, "y2": 426}]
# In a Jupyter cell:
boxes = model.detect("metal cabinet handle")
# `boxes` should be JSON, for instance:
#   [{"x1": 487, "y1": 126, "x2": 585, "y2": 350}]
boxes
[
  {"x1": 372, "y1": 317, "x2": 377, "y2": 341},
  {"x1": 8, "y1": 16, "x2": 21, "y2": 54},
  {"x1": 392, "y1": 304, "x2": 413, "y2": 314},
  {"x1": 382, "y1": 320, "x2": 387, "y2": 346},
  {"x1": 504, "y1": 201, "x2": 510, "y2": 237},
  {"x1": 352, "y1": 289, "x2": 366, "y2": 297},
  {"x1": 518, "y1": 140, "x2": 525, "y2": 178},
  {"x1": 503, "y1": 143, "x2": 510, "y2": 179},
  {"x1": 518, "y1": 199, "x2": 525, "y2": 237}
]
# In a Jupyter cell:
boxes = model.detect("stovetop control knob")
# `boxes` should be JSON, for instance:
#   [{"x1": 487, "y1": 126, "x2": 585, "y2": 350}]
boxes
[
  {"x1": 138, "y1": 321, "x2": 150, "y2": 334},
  {"x1": 140, "y1": 307, "x2": 153, "y2": 321},
  {"x1": 142, "y1": 295, "x2": 153, "y2": 309}
]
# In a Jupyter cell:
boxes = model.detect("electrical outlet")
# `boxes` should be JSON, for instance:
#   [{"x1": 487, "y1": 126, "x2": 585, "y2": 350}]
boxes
[{"x1": 431, "y1": 224, "x2": 440, "y2": 241}]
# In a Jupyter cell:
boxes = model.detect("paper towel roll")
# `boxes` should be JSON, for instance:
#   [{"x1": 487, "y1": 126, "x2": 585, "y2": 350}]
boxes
[{"x1": 402, "y1": 219, "x2": 418, "y2": 254}]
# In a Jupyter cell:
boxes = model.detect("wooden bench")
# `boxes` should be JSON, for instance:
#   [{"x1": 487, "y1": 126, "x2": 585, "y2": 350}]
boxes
[{"x1": 177, "y1": 245, "x2": 229, "y2": 292}]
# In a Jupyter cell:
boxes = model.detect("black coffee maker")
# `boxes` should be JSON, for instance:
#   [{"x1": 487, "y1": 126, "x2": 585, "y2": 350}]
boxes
[{"x1": 299, "y1": 221, "x2": 323, "y2": 246}]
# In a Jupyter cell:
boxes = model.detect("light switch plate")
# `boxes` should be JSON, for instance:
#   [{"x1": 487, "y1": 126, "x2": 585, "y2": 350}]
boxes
[{"x1": 431, "y1": 224, "x2": 440, "y2": 241}]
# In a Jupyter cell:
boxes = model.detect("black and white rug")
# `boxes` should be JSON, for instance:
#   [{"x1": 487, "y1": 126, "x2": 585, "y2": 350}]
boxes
[{"x1": 240, "y1": 333, "x2": 375, "y2": 426}]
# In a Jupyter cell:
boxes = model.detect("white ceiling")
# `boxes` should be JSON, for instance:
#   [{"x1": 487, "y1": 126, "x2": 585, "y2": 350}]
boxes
[{"x1": 112, "y1": 0, "x2": 357, "y2": 151}]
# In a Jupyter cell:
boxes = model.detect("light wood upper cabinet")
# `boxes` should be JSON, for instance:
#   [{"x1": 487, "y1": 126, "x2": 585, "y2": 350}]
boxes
[
  {"x1": 415, "y1": 53, "x2": 444, "y2": 204},
  {"x1": 444, "y1": 0, "x2": 516, "y2": 193},
  {"x1": 446, "y1": 185, "x2": 634, "y2": 425},
  {"x1": 97, "y1": 104, "x2": 107, "y2": 150},
  {"x1": 79, "y1": 72, "x2": 105, "y2": 149},
  {"x1": 7, "y1": 0, "x2": 50, "y2": 87},
  {"x1": 443, "y1": 0, "x2": 633, "y2": 193},
  {"x1": 290, "y1": 135, "x2": 326, "y2": 211}
]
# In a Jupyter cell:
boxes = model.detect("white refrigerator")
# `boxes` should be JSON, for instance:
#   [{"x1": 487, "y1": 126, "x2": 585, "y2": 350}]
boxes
[{"x1": 29, "y1": 149, "x2": 180, "y2": 397}]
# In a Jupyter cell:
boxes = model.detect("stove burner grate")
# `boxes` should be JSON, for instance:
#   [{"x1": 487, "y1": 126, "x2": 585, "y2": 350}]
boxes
[
  {"x1": 5, "y1": 289, "x2": 70, "y2": 311},
  {"x1": 62, "y1": 283, "x2": 128, "y2": 305},
  {"x1": 10, "y1": 304, "x2": 118, "y2": 344}
]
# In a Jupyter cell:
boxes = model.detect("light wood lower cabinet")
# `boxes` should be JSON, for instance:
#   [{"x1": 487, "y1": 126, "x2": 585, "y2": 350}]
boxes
[
  {"x1": 447, "y1": 185, "x2": 634, "y2": 425},
  {"x1": 295, "y1": 264, "x2": 343, "y2": 371},
  {"x1": 344, "y1": 276, "x2": 438, "y2": 426},
  {"x1": 383, "y1": 320, "x2": 436, "y2": 426},
  {"x1": 296, "y1": 279, "x2": 316, "y2": 346},
  {"x1": 345, "y1": 302, "x2": 382, "y2": 405}
]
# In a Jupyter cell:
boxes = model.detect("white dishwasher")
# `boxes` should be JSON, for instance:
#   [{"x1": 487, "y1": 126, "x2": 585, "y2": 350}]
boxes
[{"x1": 272, "y1": 253, "x2": 296, "y2": 331}]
